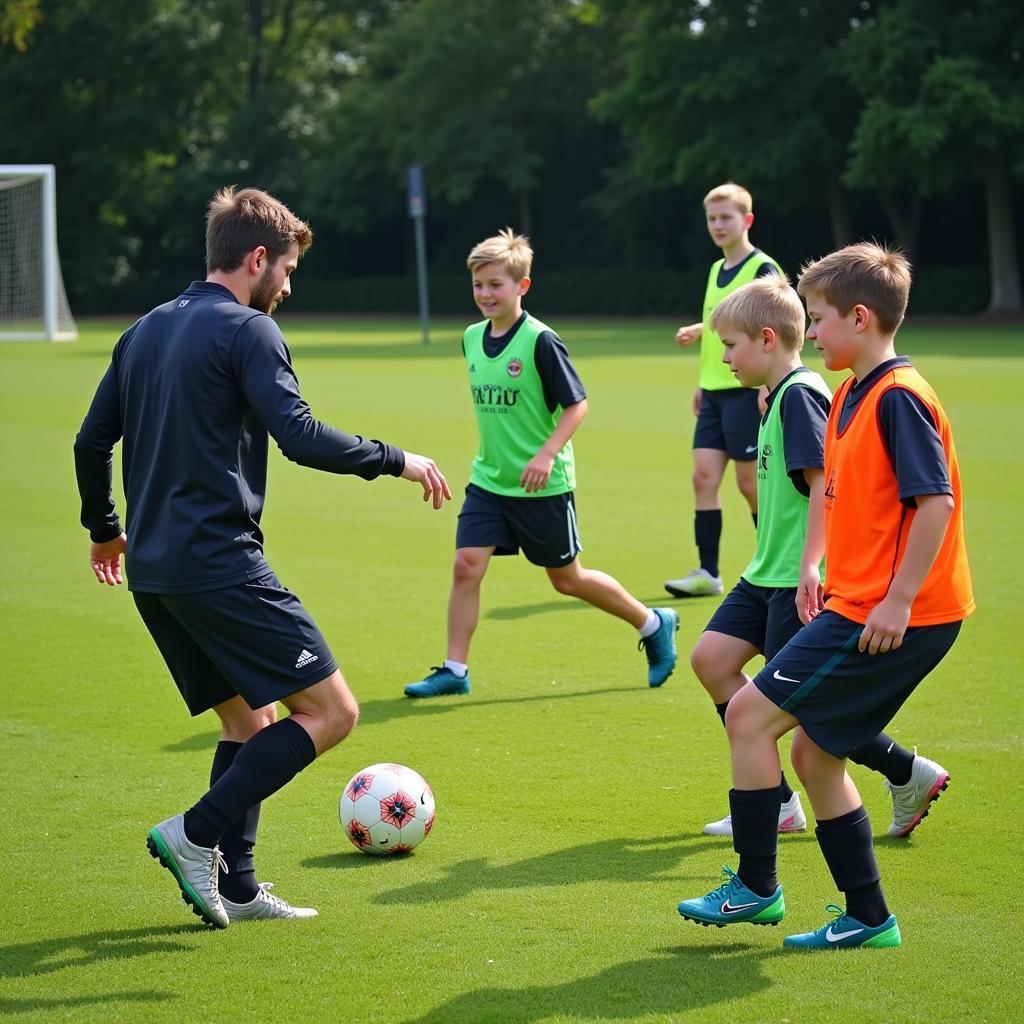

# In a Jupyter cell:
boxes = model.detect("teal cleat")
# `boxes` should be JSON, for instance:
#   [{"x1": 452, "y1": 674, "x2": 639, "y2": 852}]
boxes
[
  {"x1": 677, "y1": 866, "x2": 785, "y2": 927},
  {"x1": 640, "y1": 608, "x2": 679, "y2": 687},
  {"x1": 404, "y1": 666, "x2": 471, "y2": 698},
  {"x1": 783, "y1": 905, "x2": 901, "y2": 949}
]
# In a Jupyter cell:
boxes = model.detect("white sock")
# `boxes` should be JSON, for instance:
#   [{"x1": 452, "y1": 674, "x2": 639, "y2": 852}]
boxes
[
  {"x1": 638, "y1": 610, "x2": 660, "y2": 638},
  {"x1": 443, "y1": 659, "x2": 468, "y2": 677}
]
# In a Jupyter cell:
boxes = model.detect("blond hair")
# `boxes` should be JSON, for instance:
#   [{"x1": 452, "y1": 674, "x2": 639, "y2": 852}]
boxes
[
  {"x1": 710, "y1": 275, "x2": 806, "y2": 351},
  {"x1": 467, "y1": 228, "x2": 533, "y2": 280},
  {"x1": 797, "y1": 242, "x2": 912, "y2": 335},
  {"x1": 703, "y1": 182, "x2": 753, "y2": 216},
  {"x1": 206, "y1": 186, "x2": 313, "y2": 273}
]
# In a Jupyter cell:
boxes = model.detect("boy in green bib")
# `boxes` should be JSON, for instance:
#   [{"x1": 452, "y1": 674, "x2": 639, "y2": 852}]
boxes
[
  {"x1": 404, "y1": 229, "x2": 678, "y2": 697},
  {"x1": 667, "y1": 183, "x2": 780, "y2": 598},
  {"x1": 688, "y1": 276, "x2": 947, "y2": 840}
]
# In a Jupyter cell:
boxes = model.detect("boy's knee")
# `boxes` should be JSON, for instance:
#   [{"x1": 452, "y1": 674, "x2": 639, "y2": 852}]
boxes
[
  {"x1": 453, "y1": 549, "x2": 487, "y2": 584},
  {"x1": 547, "y1": 568, "x2": 579, "y2": 597},
  {"x1": 689, "y1": 641, "x2": 713, "y2": 687}
]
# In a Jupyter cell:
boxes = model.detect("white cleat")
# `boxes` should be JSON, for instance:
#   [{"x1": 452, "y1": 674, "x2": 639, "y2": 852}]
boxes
[
  {"x1": 886, "y1": 753, "x2": 950, "y2": 838},
  {"x1": 665, "y1": 568, "x2": 723, "y2": 597},
  {"x1": 703, "y1": 791, "x2": 808, "y2": 837},
  {"x1": 222, "y1": 882, "x2": 319, "y2": 921}
]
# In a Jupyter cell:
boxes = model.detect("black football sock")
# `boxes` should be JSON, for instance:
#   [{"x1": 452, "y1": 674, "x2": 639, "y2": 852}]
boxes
[
  {"x1": 695, "y1": 509, "x2": 722, "y2": 578},
  {"x1": 184, "y1": 718, "x2": 316, "y2": 850},
  {"x1": 847, "y1": 733, "x2": 915, "y2": 787},
  {"x1": 731, "y1": 786, "x2": 782, "y2": 897},
  {"x1": 712, "y1": 701, "x2": 794, "y2": 802},
  {"x1": 208, "y1": 740, "x2": 261, "y2": 903},
  {"x1": 751, "y1": 512, "x2": 758, "y2": 528},
  {"x1": 815, "y1": 806, "x2": 890, "y2": 927}
]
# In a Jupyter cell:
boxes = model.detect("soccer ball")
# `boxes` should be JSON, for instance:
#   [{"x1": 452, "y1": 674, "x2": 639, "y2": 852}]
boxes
[{"x1": 339, "y1": 763, "x2": 435, "y2": 856}]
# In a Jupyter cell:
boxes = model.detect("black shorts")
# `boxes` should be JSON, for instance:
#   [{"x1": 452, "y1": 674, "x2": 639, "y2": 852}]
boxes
[
  {"x1": 754, "y1": 609, "x2": 962, "y2": 758},
  {"x1": 693, "y1": 387, "x2": 761, "y2": 460},
  {"x1": 455, "y1": 483, "x2": 582, "y2": 568},
  {"x1": 133, "y1": 571, "x2": 338, "y2": 716},
  {"x1": 704, "y1": 578, "x2": 804, "y2": 661}
]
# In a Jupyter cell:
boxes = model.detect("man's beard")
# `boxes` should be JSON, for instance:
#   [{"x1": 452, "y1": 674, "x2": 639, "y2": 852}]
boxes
[{"x1": 249, "y1": 265, "x2": 281, "y2": 314}]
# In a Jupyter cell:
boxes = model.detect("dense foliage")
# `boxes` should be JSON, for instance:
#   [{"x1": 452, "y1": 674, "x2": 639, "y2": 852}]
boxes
[{"x1": 1, "y1": 0, "x2": 1021, "y2": 312}]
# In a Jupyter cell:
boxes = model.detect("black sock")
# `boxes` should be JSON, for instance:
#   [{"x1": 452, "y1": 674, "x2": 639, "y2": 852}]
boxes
[
  {"x1": 731, "y1": 786, "x2": 782, "y2": 897},
  {"x1": 815, "y1": 806, "x2": 890, "y2": 927},
  {"x1": 751, "y1": 512, "x2": 758, "y2": 529},
  {"x1": 183, "y1": 718, "x2": 316, "y2": 849},
  {"x1": 779, "y1": 772, "x2": 794, "y2": 803},
  {"x1": 714, "y1": 701, "x2": 730, "y2": 726},
  {"x1": 208, "y1": 740, "x2": 261, "y2": 903},
  {"x1": 848, "y1": 733, "x2": 915, "y2": 787},
  {"x1": 695, "y1": 509, "x2": 722, "y2": 578}
]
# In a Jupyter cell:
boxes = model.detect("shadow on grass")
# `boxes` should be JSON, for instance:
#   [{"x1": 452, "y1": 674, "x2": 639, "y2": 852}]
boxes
[
  {"x1": 0, "y1": 924, "x2": 200, "y2": 979},
  {"x1": 400, "y1": 942, "x2": 784, "y2": 1024},
  {"x1": 162, "y1": 731, "x2": 220, "y2": 752},
  {"x1": 161, "y1": 685, "x2": 645, "y2": 750},
  {"x1": 304, "y1": 833, "x2": 722, "y2": 902},
  {"x1": 356, "y1": 685, "x2": 642, "y2": 728},
  {"x1": 0, "y1": 991, "x2": 172, "y2": 1016}
]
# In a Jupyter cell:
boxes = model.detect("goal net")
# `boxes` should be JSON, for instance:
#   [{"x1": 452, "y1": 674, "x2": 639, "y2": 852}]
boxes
[{"x1": 0, "y1": 165, "x2": 77, "y2": 341}]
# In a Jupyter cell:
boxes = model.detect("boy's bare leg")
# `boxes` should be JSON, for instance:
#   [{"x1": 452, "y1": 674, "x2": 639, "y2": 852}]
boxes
[
  {"x1": 546, "y1": 558, "x2": 647, "y2": 627},
  {"x1": 724, "y1": 682, "x2": 798, "y2": 788},
  {"x1": 446, "y1": 546, "x2": 493, "y2": 663},
  {"x1": 692, "y1": 447, "x2": 728, "y2": 509},
  {"x1": 733, "y1": 458, "x2": 758, "y2": 515},
  {"x1": 790, "y1": 728, "x2": 862, "y2": 820},
  {"x1": 547, "y1": 558, "x2": 678, "y2": 686},
  {"x1": 690, "y1": 631, "x2": 757, "y2": 704}
]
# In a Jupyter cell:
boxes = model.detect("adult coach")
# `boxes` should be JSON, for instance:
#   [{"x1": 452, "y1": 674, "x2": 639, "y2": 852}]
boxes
[{"x1": 74, "y1": 186, "x2": 451, "y2": 928}]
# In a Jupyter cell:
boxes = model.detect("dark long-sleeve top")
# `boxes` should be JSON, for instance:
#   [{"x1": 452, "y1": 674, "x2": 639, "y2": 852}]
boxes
[{"x1": 74, "y1": 281, "x2": 405, "y2": 593}]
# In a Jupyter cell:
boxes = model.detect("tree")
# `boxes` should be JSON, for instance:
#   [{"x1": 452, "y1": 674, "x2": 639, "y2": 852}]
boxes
[
  {"x1": 844, "y1": 0, "x2": 1024, "y2": 312},
  {"x1": 593, "y1": 0, "x2": 866, "y2": 250},
  {"x1": 312, "y1": 0, "x2": 619, "y2": 238},
  {"x1": 0, "y1": 0, "x2": 40, "y2": 51}
]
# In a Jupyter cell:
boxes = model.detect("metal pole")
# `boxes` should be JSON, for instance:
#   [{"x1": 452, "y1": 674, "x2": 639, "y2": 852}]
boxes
[
  {"x1": 413, "y1": 213, "x2": 429, "y2": 346},
  {"x1": 407, "y1": 164, "x2": 429, "y2": 345}
]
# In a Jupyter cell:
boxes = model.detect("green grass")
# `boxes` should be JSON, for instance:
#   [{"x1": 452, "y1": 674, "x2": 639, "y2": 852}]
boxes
[{"x1": 1, "y1": 315, "x2": 1021, "y2": 1023}]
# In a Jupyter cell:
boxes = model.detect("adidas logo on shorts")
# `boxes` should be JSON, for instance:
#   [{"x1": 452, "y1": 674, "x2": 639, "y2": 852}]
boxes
[{"x1": 295, "y1": 648, "x2": 319, "y2": 669}]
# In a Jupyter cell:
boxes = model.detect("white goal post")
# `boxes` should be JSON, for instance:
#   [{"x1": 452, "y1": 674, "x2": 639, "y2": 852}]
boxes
[{"x1": 0, "y1": 164, "x2": 78, "y2": 341}]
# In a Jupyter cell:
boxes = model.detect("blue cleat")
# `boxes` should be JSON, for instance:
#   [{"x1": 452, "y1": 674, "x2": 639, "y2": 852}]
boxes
[
  {"x1": 639, "y1": 607, "x2": 679, "y2": 687},
  {"x1": 677, "y1": 866, "x2": 785, "y2": 927},
  {"x1": 783, "y1": 905, "x2": 901, "y2": 949},
  {"x1": 404, "y1": 666, "x2": 471, "y2": 698}
]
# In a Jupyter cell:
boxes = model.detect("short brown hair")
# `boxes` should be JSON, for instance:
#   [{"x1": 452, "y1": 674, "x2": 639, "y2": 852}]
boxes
[
  {"x1": 710, "y1": 275, "x2": 806, "y2": 350},
  {"x1": 467, "y1": 228, "x2": 533, "y2": 280},
  {"x1": 797, "y1": 242, "x2": 911, "y2": 335},
  {"x1": 703, "y1": 182, "x2": 753, "y2": 216},
  {"x1": 206, "y1": 186, "x2": 313, "y2": 273}
]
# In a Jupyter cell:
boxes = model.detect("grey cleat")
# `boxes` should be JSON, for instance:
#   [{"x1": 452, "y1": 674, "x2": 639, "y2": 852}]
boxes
[{"x1": 222, "y1": 882, "x2": 319, "y2": 921}]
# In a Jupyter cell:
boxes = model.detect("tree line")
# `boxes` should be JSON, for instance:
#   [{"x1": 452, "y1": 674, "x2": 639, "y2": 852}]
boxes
[{"x1": 2, "y1": 0, "x2": 1022, "y2": 314}]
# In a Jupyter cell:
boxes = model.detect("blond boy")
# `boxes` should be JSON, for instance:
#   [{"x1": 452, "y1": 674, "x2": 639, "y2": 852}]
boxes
[
  {"x1": 404, "y1": 229, "x2": 678, "y2": 697},
  {"x1": 667, "y1": 183, "x2": 781, "y2": 598}
]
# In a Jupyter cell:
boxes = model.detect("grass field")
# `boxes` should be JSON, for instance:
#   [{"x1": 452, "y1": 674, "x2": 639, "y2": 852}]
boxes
[{"x1": 1, "y1": 315, "x2": 1022, "y2": 1023}]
